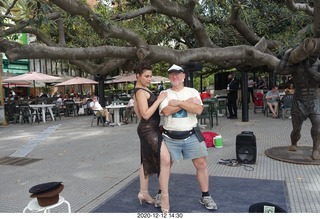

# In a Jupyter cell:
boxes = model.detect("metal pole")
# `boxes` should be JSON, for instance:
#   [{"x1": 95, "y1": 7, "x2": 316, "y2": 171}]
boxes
[
  {"x1": 0, "y1": 53, "x2": 8, "y2": 125},
  {"x1": 241, "y1": 71, "x2": 249, "y2": 122}
]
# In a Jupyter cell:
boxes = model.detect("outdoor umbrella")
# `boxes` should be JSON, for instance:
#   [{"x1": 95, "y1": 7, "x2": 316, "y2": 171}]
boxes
[
  {"x1": 112, "y1": 74, "x2": 170, "y2": 93},
  {"x1": 54, "y1": 76, "x2": 98, "y2": 95},
  {"x1": 54, "y1": 77, "x2": 98, "y2": 86},
  {"x1": 113, "y1": 74, "x2": 137, "y2": 83},
  {"x1": 3, "y1": 71, "x2": 62, "y2": 97},
  {"x1": 113, "y1": 74, "x2": 169, "y2": 83}
]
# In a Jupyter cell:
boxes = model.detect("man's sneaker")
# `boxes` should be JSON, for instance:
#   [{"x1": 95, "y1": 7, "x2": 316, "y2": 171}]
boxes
[
  {"x1": 108, "y1": 123, "x2": 115, "y2": 127},
  {"x1": 154, "y1": 193, "x2": 161, "y2": 208},
  {"x1": 105, "y1": 120, "x2": 111, "y2": 124},
  {"x1": 199, "y1": 196, "x2": 217, "y2": 210}
]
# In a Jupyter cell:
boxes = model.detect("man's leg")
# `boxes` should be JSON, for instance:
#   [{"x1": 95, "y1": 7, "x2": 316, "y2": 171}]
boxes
[
  {"x1": 104, "y1": 109, "x2": 111, "y2": 121},
  {"x1": 192, "y1": 157, "x2": 209, "y2": 192},
  {"x1": 273, "y1": 102, "x2": 278, "y2": 117},
  {"x1": 227, "y1": 96, "x2": 234, "y2": 118},
  {"x1": 192, "y1": 157, "x2": 217, "y2": 210},
  {"x1": 267, "y1": 102, "x2": 276, "y2": 117},
  {"x1": 103, "y1": 109, "x2": 114, "y2": 126},
  {"x1": 232, "y1": 97, "x2": 237, "y2": 118},
  {"x1": 309, "y1": 114, "x2": 320, "y2": 160}
]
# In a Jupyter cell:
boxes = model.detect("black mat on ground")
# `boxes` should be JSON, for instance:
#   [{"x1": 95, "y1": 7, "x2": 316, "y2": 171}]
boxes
[{"x1": 93, "y1": 174, "x2": 289, "y2": 213}]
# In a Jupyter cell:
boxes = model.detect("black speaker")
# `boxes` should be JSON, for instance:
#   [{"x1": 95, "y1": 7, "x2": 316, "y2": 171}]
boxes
[{"x1": 236, "y1": 131, "x2": 256, "y2": 164}]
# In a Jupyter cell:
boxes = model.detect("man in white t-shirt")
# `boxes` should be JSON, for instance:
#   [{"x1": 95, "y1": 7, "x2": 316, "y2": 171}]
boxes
[
  {"x1": 158, "y1": 64, "x2": 217, "y2": 211},
  {"x1": 90, "y1": 96, "x2": 114, "y2": 127},
  {"x1": 123, "y1": 98, "x2": 134, "y2": 124}
]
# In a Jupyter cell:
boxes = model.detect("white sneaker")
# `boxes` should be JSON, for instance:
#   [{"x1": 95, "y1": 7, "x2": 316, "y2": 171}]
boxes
[{"x1": 199, "y1": 196, "x2": 217, "y2": 210}]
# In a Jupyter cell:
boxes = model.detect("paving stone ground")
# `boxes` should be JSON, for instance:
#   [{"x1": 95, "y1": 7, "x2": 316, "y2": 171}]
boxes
[{"x1": 0, "y1": 107, "x2": 319, "y2": 213}]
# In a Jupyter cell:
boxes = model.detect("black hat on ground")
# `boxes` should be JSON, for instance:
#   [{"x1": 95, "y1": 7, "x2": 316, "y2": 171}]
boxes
[
  {"x1": 249, "y1": 202, "x2": 287, "y2": 213},
  {"x1": 29, "y1": 182, "x2": 64, "y2": 207}
]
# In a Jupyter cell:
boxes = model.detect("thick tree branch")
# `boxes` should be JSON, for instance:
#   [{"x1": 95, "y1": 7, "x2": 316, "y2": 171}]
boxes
[
  {"x1": 56, "y1": 17, "x2": 67, "y2": 46},
  {"x1": 285, "y1": 0, "x2": 314, "y2": 15},
  {"x1": 150, "y1": 0, "x2": 216, "y2": 48},
  {"x1": 287, "y1": 38, "x2": 320, "y2": 64},
  {"x1": 0, "y1": 37, "x2": 279, "y2": 71},
  {"x1": 49, "y1": 0, "x2": 150, "y2": 52},
  {"x1": 111, "y1": 5, "x2": 157, "y2": 21},
  {"x1": 229, "y1": 1, "x2": 281, "y2": 51},
  {"x1": 0, "y1": 39, "x2": 137, "y2": 61}
]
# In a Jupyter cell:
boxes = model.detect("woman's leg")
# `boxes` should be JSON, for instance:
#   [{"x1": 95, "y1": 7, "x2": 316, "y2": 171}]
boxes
[
  {"x1": 158, "y1": 140, "x2": 171, "y2": 212},
  {"x1": 139, "y1": 164, "x2": 149, "y2": 191},
  {"x1": 138, "y1": 164, "x2": 154, "y2": 204},
  {"x1": 159, "y1": 141, "x2": 171, "y2": 194}
]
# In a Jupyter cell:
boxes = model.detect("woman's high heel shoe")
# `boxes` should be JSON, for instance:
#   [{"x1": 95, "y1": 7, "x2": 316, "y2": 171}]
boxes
[
  {"x1": 161, "y1": 193, "x2": 170, "y2": 213},
  {"x1": 138, "y1": 190, "x2": 155, "y2": 205}
]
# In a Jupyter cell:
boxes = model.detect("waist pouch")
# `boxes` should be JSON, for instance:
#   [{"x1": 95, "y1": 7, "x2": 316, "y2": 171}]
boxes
[{"x1": 163, "y1": 126, "x2": 204, "y2": 142}]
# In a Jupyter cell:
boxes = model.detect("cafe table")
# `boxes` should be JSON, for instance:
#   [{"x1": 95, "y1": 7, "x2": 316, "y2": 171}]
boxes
[
  {"x1": 105, "y1": 104, "x2": 127, "y2": 126},
  {"x1": 29, "y1": 104, "x2": 55, "y2": 123}
]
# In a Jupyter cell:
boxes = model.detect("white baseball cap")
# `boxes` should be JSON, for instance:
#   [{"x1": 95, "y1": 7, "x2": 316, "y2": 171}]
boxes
[{"x1": 168, "y1": 64, "x2": 184, "y2": 73}]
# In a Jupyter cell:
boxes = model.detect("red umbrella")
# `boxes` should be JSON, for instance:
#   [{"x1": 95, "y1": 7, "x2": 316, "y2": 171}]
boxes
[{"x1": 54, "y1": 77, "x2": 98, "y2": 86}]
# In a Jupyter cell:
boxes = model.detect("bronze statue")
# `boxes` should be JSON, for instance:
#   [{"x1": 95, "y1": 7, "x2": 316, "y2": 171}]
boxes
[{"x1": 276, "y1": 49, "x2": 320, "y2": 160}]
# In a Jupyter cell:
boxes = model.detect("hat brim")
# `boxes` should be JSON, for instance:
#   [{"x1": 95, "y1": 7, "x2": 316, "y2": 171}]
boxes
[
  {"x1": 168, "y1": 70, "x2": 184, "y2": 73},
  {"x1": 30, "y1": 184, "x2": 64, "y2": 198}
]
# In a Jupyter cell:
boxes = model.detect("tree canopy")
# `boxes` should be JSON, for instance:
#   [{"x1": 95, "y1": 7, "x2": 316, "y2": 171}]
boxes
[{"x1": 1, "y1": 0, "x2": 320, "y2": 77}]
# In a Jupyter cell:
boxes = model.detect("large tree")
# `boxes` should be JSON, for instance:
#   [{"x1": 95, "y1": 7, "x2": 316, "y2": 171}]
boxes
[{"x1": 0, "y1": 0, "x2": 319, "y2": 77}]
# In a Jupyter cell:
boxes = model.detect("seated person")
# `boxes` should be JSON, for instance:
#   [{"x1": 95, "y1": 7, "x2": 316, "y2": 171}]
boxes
[
  {"x1": 74, "y1": 93, "x2": 81, "y2": 101},
  {"x1": 266, "y1": 85, "x2": 280, "y2": 118},
  {"x1": 90, "y1": 96, "x2": 114, "y2": 127},
  {"x1": 123, "y1": 98, "x2": 135, "y2": 124},
  {"x1": 200, "y1": 88, "x2": 211, "y2": 101},
  {"x1": 285, "y1": 83, "x2": 294, "y2": 94}
]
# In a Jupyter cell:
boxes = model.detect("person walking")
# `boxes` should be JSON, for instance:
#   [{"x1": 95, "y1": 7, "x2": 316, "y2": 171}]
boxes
[
  {"x1": 133, "y1": 62, "x2": 171, "y2": 213},
  {"x1": 159, "y1": 64, "x2": 217, "y2": 211}
]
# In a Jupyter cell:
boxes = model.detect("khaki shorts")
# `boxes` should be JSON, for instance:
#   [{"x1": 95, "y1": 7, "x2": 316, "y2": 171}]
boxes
[{"x1": 96, "y1": 109, "x2": 106, "y2": 117}]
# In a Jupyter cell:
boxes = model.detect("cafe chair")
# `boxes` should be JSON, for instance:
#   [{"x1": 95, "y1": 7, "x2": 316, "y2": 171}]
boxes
[
  {"x1": 203, "y1": 98, "x2": 219, "y2": 126},
  {"x1": 216, "y1": 97, "x2": 228, "y2": 116},
  {"x1": 4, "y1": 102, "x2": 20, "y2": 123},
  {"x1": 197, "y1": 102, "x2": 213, "y2": 129},
  {"x1": 64, "y1": 100, "x2": 77, "y2": 117},
  {"x1": 18, "y1": 104, "x2": 38, "y2": 124},
  {"x1": 91, "y1": 110, "x2": 105, "y2": 127},
  {"x1": 85, "y1": 99, "x2": 93, "y2": 115},
  {"x1": 279, "y1": 94, "x2": 293, "y2": 119},
  {"x1": 52, "y1": 101, "x2": 62, "y2": 120}
]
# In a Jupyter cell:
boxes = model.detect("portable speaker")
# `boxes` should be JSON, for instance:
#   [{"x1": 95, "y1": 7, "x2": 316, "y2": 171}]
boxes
[{"x1": 236, "y1": 131, "x2": 256, "y2": 164}]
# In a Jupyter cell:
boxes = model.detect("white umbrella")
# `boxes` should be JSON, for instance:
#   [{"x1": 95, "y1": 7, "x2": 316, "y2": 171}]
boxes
[{"x1": 3, "y1": 72, "x2": 62, "y2": 96}]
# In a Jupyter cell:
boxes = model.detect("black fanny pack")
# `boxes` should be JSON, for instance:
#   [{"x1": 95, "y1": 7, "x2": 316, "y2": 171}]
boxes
[{"x1": 163, "y1": 126, "x2": 204, "y2": 142}]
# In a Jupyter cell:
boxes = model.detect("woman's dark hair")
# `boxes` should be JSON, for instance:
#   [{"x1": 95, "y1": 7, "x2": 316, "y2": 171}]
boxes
[{"x1": 136, "y1": 61, "x2": 152, "y2": 75}]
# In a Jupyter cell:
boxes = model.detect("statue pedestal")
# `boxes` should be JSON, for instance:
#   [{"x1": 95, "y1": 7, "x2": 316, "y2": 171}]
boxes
[{"x1": 265, "y1": 146, "x2": 320, "y2": 165}]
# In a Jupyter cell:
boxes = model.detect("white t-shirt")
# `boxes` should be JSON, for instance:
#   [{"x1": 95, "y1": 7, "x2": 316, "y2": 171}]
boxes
[
  {"x1": 128, "y1": 98, "x2": 134, "y2": 107},
  {"x1": 90, "y1": 101, "x2": 103, "y2": 114},
  {"x1": 159, "y1": 87, "x2": 202, "y2": 131}
]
